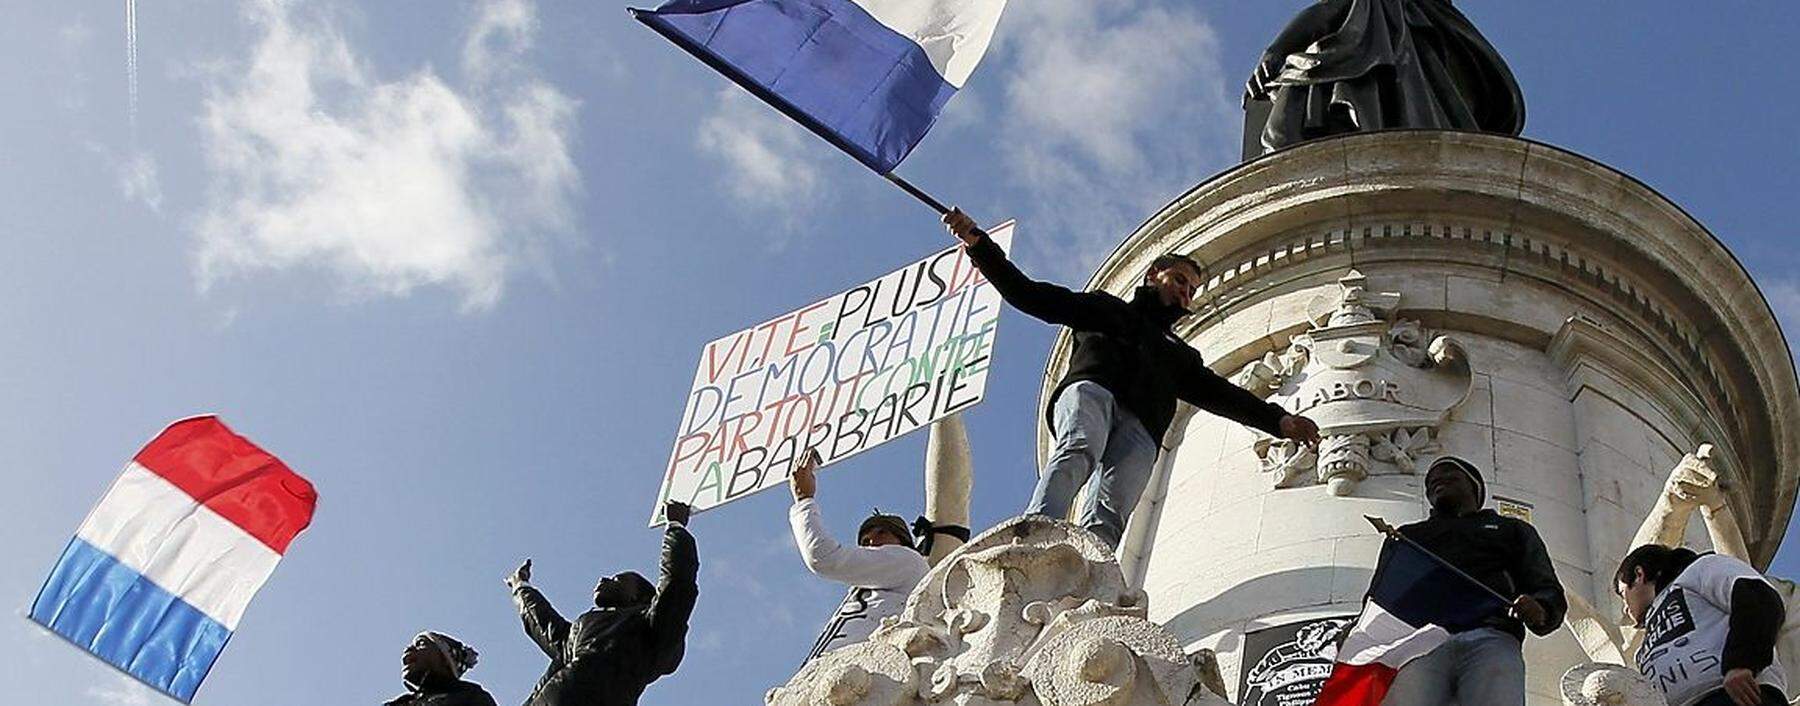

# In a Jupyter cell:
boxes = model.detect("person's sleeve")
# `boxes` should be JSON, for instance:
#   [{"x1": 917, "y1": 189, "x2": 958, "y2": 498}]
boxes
[
  {"x1": 511, "y1": 584, "x2": 570, "y2": 660},
  {"x1": 789, "y1": 498, "x2": 930, "y2": 589},
  {"x1": 1175, "y1": 350, "x2": 1288, "y2": 437},
  {"x1": 1683, "y1": 554, "x2": 1785, "y2": 675},
  {"x1": 1513, "y1": 523, "x2": 1568, "y2": 636},
  {"x1": 963, "y1": 235, "x2": 1128, "y2": 333},
  {"x1": 647, "y1": 522, "x2": 700, "y2": 677}
]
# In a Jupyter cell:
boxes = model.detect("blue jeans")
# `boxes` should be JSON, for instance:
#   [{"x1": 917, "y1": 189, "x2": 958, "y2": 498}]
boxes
[
  {"x1": 1027, "y1": 381, "x2": 1160, "y2": 549},
  {"x1": 1381, "y1": 628, "x2": 1525, "y2": 706}
]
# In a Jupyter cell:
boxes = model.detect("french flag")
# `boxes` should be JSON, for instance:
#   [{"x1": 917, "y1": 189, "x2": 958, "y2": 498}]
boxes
[
  {"x1": 30, "y1": 416, "x2": 317, "y2": 703},
  {"x1": 631, "y1": 0, "x2": 1007, "y2": 174},
  {"x1": 1314, "y1": 535, "x2": 1509, "y2": 706}
]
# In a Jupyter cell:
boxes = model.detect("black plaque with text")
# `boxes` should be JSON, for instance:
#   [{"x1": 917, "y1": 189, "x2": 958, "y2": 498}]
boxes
[{"x1": 1237, "y1": 616, "x2": 1355, "y2": 706}]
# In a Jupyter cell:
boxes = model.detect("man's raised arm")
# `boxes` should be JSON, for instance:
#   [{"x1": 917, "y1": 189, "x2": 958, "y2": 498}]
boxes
[
  {"x1": 943, "y1": 209, "x2": 1126, "y2": 333},
  {"x1": 505, "y1": 559, "x2": 570, "y2": 660},
  {"x1": 647, "y1": 501, "x2": 699, "y2": 678}
]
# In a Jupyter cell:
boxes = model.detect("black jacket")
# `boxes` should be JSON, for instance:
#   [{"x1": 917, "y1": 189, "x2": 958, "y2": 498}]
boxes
[
  {"x1": 1398, "y1": 508, "x2": 1567, "y2": 641},
  {"x1": 384, "y1": 680, "x2": 498, "y2": 706},
  {"x1": 514, "y1": 524, "x2": 699, "y2": 706},
  {"x1": 964, "y1": 235, "x2": 1287, "y2": 441}
]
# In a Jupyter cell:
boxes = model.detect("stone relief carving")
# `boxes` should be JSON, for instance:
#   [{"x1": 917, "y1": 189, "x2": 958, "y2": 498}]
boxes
[
  {"x1": 1249, "y1": 271, "x2": 1474, "y2": 495},
  {"x1": 768, "y1": 517, "x2": 1221, "y2": 706}
]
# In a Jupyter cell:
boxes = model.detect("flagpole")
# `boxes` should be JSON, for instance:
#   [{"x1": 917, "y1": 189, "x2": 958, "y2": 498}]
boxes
[
  {"x1": 883, "y1": 173, "x2": 995, "y2": 241},
  {"x1": 1363, "y1": 515, "x2": 1512, "y2": 605}
]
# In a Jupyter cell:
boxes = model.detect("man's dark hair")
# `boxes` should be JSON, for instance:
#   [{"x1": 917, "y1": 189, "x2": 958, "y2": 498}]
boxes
[
  {"x1": 1615, "y1": 544, "x2": 1701, "y2": 593},
  {"x1": 1149, "y1": 253, "x2": 1204, "y2": 279}
]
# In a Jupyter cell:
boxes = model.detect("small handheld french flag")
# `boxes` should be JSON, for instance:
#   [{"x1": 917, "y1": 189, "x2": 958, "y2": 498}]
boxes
[
  {"x1": 29, "y1": 416, "x2": 317, "y2": 703},
  {"x1": 1314, "y1": 533, "x2": 1509, "y2": 706}
]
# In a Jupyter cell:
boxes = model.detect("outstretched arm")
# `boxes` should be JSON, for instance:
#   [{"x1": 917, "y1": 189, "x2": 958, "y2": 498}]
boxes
[
  {"x1": 1175, "y1": 350, "x2": 1308, "y2": 441},
  {"x1": 506, "y1": 560, "x2": 570, "y2": 661},
  {"x1": 647, "y1": 510, "x2": 699, "y2": 678},
  {"x1": 944, "y1": 209, "x2": 1129, "y2": 333}
]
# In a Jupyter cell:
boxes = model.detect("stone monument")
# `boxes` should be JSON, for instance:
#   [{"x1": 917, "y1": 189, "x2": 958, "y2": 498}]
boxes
[{"x1": 1044, "y1": 130, "x2": 1800, "y2": 705}]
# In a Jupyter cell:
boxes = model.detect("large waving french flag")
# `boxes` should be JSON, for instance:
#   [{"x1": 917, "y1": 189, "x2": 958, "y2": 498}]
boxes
[
  {"x1": 1314, "y1": 536, "x2": 1509, "y2": 706},
  {"x1": 30, "y1": 416, "x2": 317, "y2": 703},
  {"x1": 631, "y1": 0, "x2": 1007, "y2": 174}
]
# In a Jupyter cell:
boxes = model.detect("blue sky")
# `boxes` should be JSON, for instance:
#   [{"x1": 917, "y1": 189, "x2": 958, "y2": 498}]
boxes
[{"x1": 3, "y1": 1, "x2": 1798, "y2": 704}]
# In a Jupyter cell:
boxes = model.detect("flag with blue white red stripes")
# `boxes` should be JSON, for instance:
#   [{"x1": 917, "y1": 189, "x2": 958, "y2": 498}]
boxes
[
  {"x1": 631, "y1": 0, "x2": 1008, "y2": 174},
  {"x1": 30, "y1": 416, "x2": 316, "y2": 703}
]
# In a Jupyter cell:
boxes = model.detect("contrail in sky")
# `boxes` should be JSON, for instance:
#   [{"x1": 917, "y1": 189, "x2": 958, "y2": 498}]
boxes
[{"x1": 126, "y1": 0, "x2": 138, "y2": 137}]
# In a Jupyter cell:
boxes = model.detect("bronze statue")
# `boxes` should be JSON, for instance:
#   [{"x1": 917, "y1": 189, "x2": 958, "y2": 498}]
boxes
[{"x1": 1246, "y1": 0, "x2": 1524, "y2": 154}]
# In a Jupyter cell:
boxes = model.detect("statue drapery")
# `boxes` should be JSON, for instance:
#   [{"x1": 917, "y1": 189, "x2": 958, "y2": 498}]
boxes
[{"x1": 1246, "y1": 0, "x2": 1524, "y2": 154}]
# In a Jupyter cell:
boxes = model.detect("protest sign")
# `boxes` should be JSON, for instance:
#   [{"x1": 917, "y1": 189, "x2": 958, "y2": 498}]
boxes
[{"x1": 652, "y1": 222, "x2": 1014, "y2": 523}]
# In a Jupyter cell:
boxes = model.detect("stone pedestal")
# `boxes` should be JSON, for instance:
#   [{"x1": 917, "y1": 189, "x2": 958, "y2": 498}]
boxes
[{"x1": 1037, "y1": 132, "x2": 1800, "y2": 705}]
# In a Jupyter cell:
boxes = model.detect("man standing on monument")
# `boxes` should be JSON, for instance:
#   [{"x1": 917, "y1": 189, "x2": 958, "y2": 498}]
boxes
[
  {"x1": 503, "y1": 501, "x2": 699, "y2": 706},
  {"x1": 942, "y1": 209, "x2": 1321, "y2": 548},
  {"x1": 1385, "y1": 456, "x2": 1567, "y2": 705},
  {"x1": 787, "y1": 448, "x2": 929, "y2": 662}
]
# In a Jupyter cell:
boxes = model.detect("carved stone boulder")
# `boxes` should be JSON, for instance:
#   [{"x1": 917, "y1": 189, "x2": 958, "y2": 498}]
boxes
[{"x1": 769, "y1": 516, "x2": 1220, "y2": 706}]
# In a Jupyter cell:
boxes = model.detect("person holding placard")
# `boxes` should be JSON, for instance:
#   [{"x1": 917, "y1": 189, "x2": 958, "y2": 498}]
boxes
[
  {"x1": 504, "y1": 501, "x2": 699, "y2": 706},
  {"x1": 943, "y1": 209, "x2": 1321, "y2": 548},
  {"x1": 788, "y1": 448, "x2": 930, "y2": 662}
]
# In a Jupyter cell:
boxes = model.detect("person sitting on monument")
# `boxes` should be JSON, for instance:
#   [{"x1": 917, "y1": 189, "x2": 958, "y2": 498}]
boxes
[
  {"x1": 787, "y1": 447, "x2": 929, "y2": 663},
  {"x1": 942, "y1": 208, "x2": 1321, "y2": 548},
  {"x1": 1617, "y1": 544, "x2": 1788, "y2": 706},
  {"x1": 386, "y1": 631, "x2": 497, "y2": 706},
  {"x1": 503, "y1": 500, "x2": 699, "y2": 706},
  {"x1": 1383, "y1": 456, "x2": 1567, "y2": 706}
]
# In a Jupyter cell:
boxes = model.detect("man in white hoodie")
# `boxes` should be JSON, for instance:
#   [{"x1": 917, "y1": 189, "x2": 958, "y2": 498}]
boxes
[{"x1": 788, "y1": 448, "x2": 930, "y2": 662}]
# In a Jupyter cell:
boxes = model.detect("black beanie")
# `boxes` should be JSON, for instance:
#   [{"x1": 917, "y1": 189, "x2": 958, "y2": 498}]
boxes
[{"x1": 1428, "y1": 456, "x2": 1487, "y2": 504}]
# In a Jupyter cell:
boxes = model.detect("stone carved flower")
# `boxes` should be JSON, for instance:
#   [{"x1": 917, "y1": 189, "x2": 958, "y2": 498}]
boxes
[{"x1": 1370, "y1": 427, "x2": 1439, "y2": 472}]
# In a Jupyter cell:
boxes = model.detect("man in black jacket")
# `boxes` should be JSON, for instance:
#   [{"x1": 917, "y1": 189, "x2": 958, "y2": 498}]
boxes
[
  {"x1": 504, "y1": 501, "x2": 699, "y2": 706},
  {"x1": 1385, "y1": 456, "x2": 1567, "y2": 706},
  {"x1": 943, "y1": 210, "x2": 1320, "y2": 548},
  {"x1": 385, "y1": 631, "x2": 497, "y2": 706}
]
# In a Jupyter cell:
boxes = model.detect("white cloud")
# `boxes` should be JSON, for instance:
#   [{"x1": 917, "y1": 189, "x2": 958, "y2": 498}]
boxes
[
  {"x1": 695, "y1": 88, "x2": 825, "y2": 240},
  {"x1": 194, "y1": 0, "x2": 580, "y2": 311},
  {"x1": 986, "y1": 0, "x2": 1237, "y2": 279},
  {"x1": 85, "y1": 142, "x2": 164, "y2": 212},
  {"x1": 119, "y1": 151, "x2": 163, "y2": 212},
  {"x1": 85, "y1": 675, "x2": 153, "y2": 706}
]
